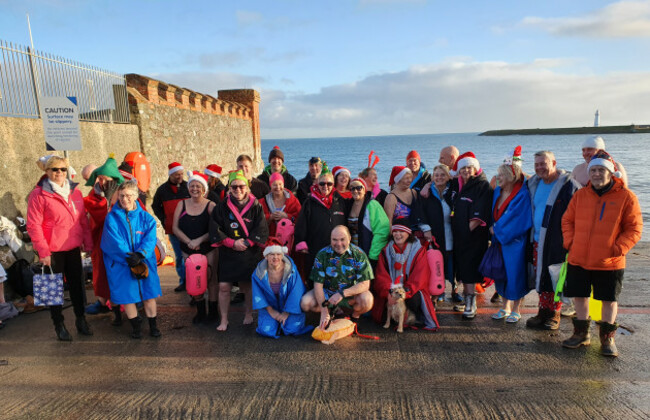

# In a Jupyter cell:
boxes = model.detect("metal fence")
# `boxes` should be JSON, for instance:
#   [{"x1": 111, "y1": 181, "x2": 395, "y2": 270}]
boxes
[{"x1": 0, "y1": 39, "x2": 130, "y2": 123}]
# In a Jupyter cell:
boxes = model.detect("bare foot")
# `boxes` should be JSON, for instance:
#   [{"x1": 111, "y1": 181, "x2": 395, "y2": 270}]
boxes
[
  {"x1": 216, "y1": 322, "x2": 228, "y2": 331},
  {"x1": 243, "y1": 314, "x2": 254, "y2": 325}
]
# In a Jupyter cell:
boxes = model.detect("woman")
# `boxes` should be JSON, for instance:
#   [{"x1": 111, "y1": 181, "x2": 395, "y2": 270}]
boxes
[
  {"x1": 251, "y1": 240, "x2": 313, "y2": 338},
  {"x1": 489, "y1": 163, "x2": 532, "y2": 323},
  {"x1": 383, "y1": 166, "x2": 417, "y2": 228},
  {"x1": 448, "y1": 152, "x2": 493, "y2": 319},
  {"x1": 359, "y1": 166, "x2": 388, "y2": 207},
  {"x1": 346, "y1": 178, "x2": 390, "y2": 268},
  {"x1": 332, "y1": 166, "x2": 352, "y2": 199},
  {"x1": 210, "y1": 170, "x2": 269, "y2": 331},
  {"x1": 101, "y1": 180, "x2": 162, "y2": 339},
  {"x1": 27, "y1": 156, "x2": 93, "y2": 341},
  {"x1": 561, "y1": 150, "x2": 642, "y2": 357},
  {"x1": 260, "y1": 172, "x2": 301, "y2": 239},
  {"x1": 371, "y1": 220, "x2": 439, "y2": 331},
  {"x1": 172, "y1": 171, "x2": 217, "y2": 324},
  {"x1": 416, "y1": 164, "x2": 462, "y2": 302}
]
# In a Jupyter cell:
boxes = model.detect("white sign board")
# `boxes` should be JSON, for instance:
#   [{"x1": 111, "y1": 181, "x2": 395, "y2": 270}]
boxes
[{"x1": 40, "y1": 96, "x2": 82, "y2": 151}]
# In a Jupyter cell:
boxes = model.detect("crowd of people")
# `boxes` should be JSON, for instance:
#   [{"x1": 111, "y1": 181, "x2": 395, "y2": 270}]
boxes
[{"x1": 20, "y1": 135, "x2": 642, "y2": 358}]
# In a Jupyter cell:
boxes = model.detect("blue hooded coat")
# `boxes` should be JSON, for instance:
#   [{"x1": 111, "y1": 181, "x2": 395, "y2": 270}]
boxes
[
  {"x1": 251, "y1": 255, "x2": 313, "y2": 338},
  {"x1": 101, "y1": 201, "x2": 161, "y2": 304},
  {"x1": 491, "y1": 182, "x2": 533, "y2": 301}
]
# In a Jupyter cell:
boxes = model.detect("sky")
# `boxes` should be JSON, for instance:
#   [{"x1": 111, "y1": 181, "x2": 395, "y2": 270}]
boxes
[{"x1": 2, "y1": 0, "x2": 650, "y2": 139}]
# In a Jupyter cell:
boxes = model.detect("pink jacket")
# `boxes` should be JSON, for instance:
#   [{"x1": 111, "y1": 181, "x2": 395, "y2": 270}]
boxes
[{"x1": 27, "y1": 178, "x2": 92, "y2": 258}]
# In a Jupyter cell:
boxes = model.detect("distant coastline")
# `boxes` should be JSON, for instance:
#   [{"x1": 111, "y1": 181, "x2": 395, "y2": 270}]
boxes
[{"x1": 480, "y1": 124, "x2": 650, "y2": 136}]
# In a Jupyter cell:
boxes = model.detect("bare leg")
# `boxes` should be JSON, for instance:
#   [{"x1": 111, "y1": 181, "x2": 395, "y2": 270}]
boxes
[
  {"x1": 0, "y1": 282, "x2": 5, "y2": 304},
  {"x1": 143, "y1": 299, "x2": 157, "y2": 317},
  {"x1": 352, "y1": 291, "x2": 374, "y2": 318},
  {"x1": 511, "y1": 298, "x2": 522, "y2": 314},
  {"x1": 601, "y1": 301, "x2": 618, "y2": 324},
  {"x1": 240, "y1": 282, "x2": 254, "y2": 325},
  {"x1": 574, "y1": 297, "x2": 590, "y2": 320},
  {"x1": 300, "y1": 290, "x2": 321, "y2": 313},
  {"x1": 217, "y1": 283, "x2": 231, "y2": 331},
  {"x1": 123, "y1": 303, "x2": 138, "y2": 319}
]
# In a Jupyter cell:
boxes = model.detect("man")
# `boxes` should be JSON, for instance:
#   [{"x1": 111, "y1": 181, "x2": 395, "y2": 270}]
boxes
[
  {"x1": 257, "y1": 146, "x2": 298, "y2": 194},
  {"x1": 301, "y1": 225, "x2": 374, "y2": 328},
  {"x1": 561, "y1": 150, "x2": 642, "y2": 357},
  {"x1": 572, "y1": 136, "x2": 628, "y2": 187},
  {"x1": 204, "y1": 164, "x2": 226, "y2": 203},
  {"x1": 405, "y1": 150, "x2": 431, "y2": 192},
  {"x1": 152, "y1": 162, "x2": 190, "y2": 292},
  {"x1": 525, "y1": 151, "x2": 580, "y2": 330},
  {"x1": 296, "y1": 157, "x2": 322, "y2": 203},
  {"x1": 236, "y1": 154, "x2": 270, "y2": 199},
  {"x1": 439, "y1": 145, "x2": 459, "y2": 169}
]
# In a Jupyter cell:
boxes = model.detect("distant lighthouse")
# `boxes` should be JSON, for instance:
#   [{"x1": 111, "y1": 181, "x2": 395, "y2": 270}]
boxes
[{"x1": 594, "y1": 110, "x2": 600, "y2": 127}]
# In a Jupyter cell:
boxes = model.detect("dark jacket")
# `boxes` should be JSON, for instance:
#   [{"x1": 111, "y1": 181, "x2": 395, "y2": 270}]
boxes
[
  {"x1": 249, "y1": 178, "x2": 271, "y2": 200},
  {"x1": 296, "y1": 173, "x2": 316, "y2": 204},
  {"x1": 257, "y1": 170, "x2": 298, "y2": 194},
  {"x1": 152, "y1": 180, "x2": 190, "y2": 234},
  {"x1": 410, "y1": 167, "x2": 431, "y2": 192},
  {"x1": 448, "y1": 172, "x2": 493, "y2": 283},
  {"x1": 414, "y1": 184, "x2": 450, "y2": 250},
  {"x1": 207, "y1": 180, "x2": 226, "y2": 204}
]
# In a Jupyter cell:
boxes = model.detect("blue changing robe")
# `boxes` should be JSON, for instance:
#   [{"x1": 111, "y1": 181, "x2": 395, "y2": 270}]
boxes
[
  {"x1": 101, "y1": 202, "x2": 162, "y2": 304},
  {"x1": 492, "y1": 182, "x2": 533, "y2": 301},
  {"x1": 251, "y1": 256, "x2": 313, "y2": 338}
]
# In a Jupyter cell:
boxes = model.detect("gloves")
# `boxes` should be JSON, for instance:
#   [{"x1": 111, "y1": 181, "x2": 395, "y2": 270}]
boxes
[{"x1": 126, "y1": 252, "x2": 144, "y2": 267}]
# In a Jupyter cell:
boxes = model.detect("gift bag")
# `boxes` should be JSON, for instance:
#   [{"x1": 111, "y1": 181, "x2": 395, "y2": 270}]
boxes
[
  {"x1": 479, "y1": 241, "x2": 506, "y2": 282},
  {"x1": 33, "y1": 266, "x2": 64, "y2": 306}
]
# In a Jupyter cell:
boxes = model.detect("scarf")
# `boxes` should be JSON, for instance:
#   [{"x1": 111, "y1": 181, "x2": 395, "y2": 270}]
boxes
[
  {"x1": 493, "y1": 180, "x2": 523, "y2": 222},
  {"x1": 49, "y1": 179, "x2": 71, "y2": 202},
  {"x1": 386, "y1": 240, "x2": 421, "y2": 288},
  {"x1": 309, "y1": 184, "x2": 334, "y2": 209}
]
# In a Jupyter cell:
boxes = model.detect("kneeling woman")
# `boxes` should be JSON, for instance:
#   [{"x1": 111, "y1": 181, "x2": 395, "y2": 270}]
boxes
[
  {"x1": 251, "y1": 240, "x2": 313, "y2": 338},
  {"x1": 372, "y1": 220, "x2": 439, "y2": 331},
  {"x1": 101, "y1": 180, "x2": 162, "y2": 338}
]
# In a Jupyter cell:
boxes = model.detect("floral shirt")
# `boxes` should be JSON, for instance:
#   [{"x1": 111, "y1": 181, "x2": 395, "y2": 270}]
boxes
[{"x1": 310, "y1": 244, "x2": 374, "y2": 295}]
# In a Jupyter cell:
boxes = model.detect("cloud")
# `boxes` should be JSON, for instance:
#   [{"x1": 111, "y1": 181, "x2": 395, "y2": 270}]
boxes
[
  {"x1": 236, "y1": 10, "x2": 264, "y2": 26},
  {"x1": 521, "y1": 1, "x2": 650, "y2": 38},
  {"x1": 259, "y1": 59, "x2": 650, "y2": 138}
]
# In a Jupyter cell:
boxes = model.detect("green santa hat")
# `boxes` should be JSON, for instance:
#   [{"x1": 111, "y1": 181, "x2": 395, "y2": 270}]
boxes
[{"x1": 85, "y1": 154, "x2": 125, "y2": 186}]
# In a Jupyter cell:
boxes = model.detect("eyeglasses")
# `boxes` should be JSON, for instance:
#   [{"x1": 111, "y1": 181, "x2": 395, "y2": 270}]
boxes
[
  {"x1": 350, "y1": 186, "x2": 364, "y2": 192},
  {"x1": 230, "y1": 185, "x2": 247, "y2": 191},
  {"x1": 49, "y1": 167, "x2": 67, "y2": 173},
  {"x1": 319, "y1": 182, "x2": 334, "y2": 187}
]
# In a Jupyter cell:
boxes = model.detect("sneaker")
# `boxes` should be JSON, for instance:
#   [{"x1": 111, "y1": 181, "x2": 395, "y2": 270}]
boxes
[
  {"x1": 85, "y1": 300, "x2": 110, "y2": 315},
  {"x1": 561, "y1": 301, "x2": 576, "y2": 317},
  {"x1": 174, "y1": 283, "x2": 186, "y2": 293}
]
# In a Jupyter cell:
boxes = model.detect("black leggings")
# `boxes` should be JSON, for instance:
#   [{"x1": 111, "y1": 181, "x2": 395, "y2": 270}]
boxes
[{"x1": 49, "y1": 248, "x2": 86, "y2": 323}]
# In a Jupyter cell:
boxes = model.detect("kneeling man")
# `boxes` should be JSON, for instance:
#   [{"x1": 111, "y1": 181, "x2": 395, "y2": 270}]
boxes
[{"x1": 301, "y1": 225, "x2": 374, "y2": 329}]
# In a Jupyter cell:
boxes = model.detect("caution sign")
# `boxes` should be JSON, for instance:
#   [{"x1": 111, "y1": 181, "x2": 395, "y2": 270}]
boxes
[{"x1": 40, "y1": 96, "x2": 82, "y2": 151}]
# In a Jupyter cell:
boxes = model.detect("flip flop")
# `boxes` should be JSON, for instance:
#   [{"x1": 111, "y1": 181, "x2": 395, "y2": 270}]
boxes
[
  {"x1": 491, "y1": 309, "x2": 510, "y2": 320},
  {"x1": 505, "y1": 312, "x2": 522, "y2": 323}
]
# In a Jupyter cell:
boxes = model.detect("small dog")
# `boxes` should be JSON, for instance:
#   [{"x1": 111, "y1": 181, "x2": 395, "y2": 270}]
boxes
[{"x1": 384, "y1": 286, "x2": 416, "y2": 333}]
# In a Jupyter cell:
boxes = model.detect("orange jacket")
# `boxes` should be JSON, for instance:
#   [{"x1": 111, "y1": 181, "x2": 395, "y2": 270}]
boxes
[{"x1": 562, "y1": 177, "x2": 642, "y2": 270}]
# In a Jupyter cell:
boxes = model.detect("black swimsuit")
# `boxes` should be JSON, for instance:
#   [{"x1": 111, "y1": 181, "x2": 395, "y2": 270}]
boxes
[{"x1": 179, "y1": 200, "x2": 213, "y2": 255}]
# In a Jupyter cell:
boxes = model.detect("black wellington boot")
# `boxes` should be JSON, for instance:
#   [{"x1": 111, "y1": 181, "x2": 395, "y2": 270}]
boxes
[
  {"x1": 148, "y1": 316, "x2": 162, "y2": 338},
  {"x1": 193, "y1": 299, "x2": 207, "y2": 324},
  {"x1": 129, "y1": 316, "x2": 142, "y2": 339}
]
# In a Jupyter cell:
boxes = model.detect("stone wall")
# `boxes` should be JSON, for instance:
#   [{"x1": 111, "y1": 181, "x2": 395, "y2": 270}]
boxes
[
  {"x1": 0, "y1": 116, "x2": 140, "y2": 219},
  {"x1": 126, "y1": 74, "x2": 262, "y2": 192}
]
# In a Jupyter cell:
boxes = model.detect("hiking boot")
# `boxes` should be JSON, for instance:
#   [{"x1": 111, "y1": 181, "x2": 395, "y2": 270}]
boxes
[
  {"x1": 148, "y1": 316, "x2": 162, "y2": 338},
  {"x1": 129, "y1": 317, "x2": 142, "y2": 339},
  {"x1": 462, "y1": 294, "x2": 477, "y2": 319},
  {"x1": 193, "y1": 299, "x2": 206, "y2": 324},
  {"x1": 54, "y1": 322, "x2": 72, "y2": 341},
  {"x1": 543, "y1": 310, "x2": 561, "y2": 330},
  {"x1": 75, "y1": 316, "x2": 94, "y2": 336},
  {"x1": 599, "y1": 322, "x2": 619, "y2": 357},
  {"x1": 562, "y1": 318, "x2": 591, "y2": 349},
  {"x1": 526, "y1": 307, "x2": 552, "y2": 329}
]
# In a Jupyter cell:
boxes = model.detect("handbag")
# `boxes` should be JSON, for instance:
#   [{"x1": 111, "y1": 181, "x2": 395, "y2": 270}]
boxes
[
  {"x1": 479, "y1": 240, "x2": 507, "y2": 282},
  {"x1": 33, "y1": 265, "x2": 64, "y2": 306}
]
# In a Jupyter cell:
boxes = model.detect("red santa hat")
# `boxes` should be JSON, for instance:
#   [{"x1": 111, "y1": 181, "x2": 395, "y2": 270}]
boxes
[
  {"x1": 331, "y1": 166, "x2": 351, "y2": 178},
  {"x1": 406, "y1": 150, "x2": 421, "y2": 162},
  {"x1": 187, "y1": 170, "x2": 209, "y2": 195},
  {"x1": 349, "y1": 178, "x2": 368, "y2": 190},
  {"x1": 588, "y1": 150, "x2": 622, "y2": 178},
  {"x1": 454, "y1": 152, "x2": 480, "y2": 173},
  {"x1": 168, "y1": 162, "x2": 184, "y2": 176},
  {"x1": 204, "y1": 164, "x2": 223, "y2": 178},
  {"x1": 263, "y1": 237, "x2": 289, "y2": 257},
  {"x1": 389, "y1": 166, "x2": 411, "y2": 186}
]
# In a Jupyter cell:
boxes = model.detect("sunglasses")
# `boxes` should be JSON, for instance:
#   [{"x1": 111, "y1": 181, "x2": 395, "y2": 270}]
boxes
[
  {"x1": 49, "y1": 167, "x2": 68, "y2": 173},
  {"x1": 319, "y1": 182, "x2": 334, "y2": 187},
  {"x1": 230, "y1": 185, "x2": 247, "y2": 191},
  {"x1": 350, "y1": 185, "x2": 364, "y2": 192}
]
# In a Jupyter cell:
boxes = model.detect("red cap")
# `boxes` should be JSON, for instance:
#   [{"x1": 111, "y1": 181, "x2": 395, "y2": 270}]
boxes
[
  {"x1": 204, "y1": 164, "x2": 223, "y2": 178},
  {"x1": 168, "y1": 162, "x2": 184, "y2": 175},
  {"x1": 406, "y1": 150, "x2": 421, "y2": 162},
  {"x1": 389, "y1": 166, "x2": 411, "y2": 186}
]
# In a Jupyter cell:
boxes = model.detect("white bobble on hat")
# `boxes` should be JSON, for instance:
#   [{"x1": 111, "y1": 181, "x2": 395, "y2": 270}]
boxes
[{"x1": 582, "y1": 136, "x2": 606, "y2": 150}]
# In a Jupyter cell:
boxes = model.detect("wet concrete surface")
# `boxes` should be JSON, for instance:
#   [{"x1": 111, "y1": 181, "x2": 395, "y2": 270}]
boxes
[{"x1": 2, "y1": 244, "x2": 650, "y2": 419}]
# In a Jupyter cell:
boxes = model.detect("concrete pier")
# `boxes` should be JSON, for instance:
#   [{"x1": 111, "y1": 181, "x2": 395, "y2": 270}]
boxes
[{"x1": 2, "y1": 244, "x2": 649, "y2": 419}]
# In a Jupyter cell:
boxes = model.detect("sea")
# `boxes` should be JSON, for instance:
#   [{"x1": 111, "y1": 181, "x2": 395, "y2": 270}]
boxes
[{"x1": 262, "y1": 132, "x2": 648, "y2": 241}]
